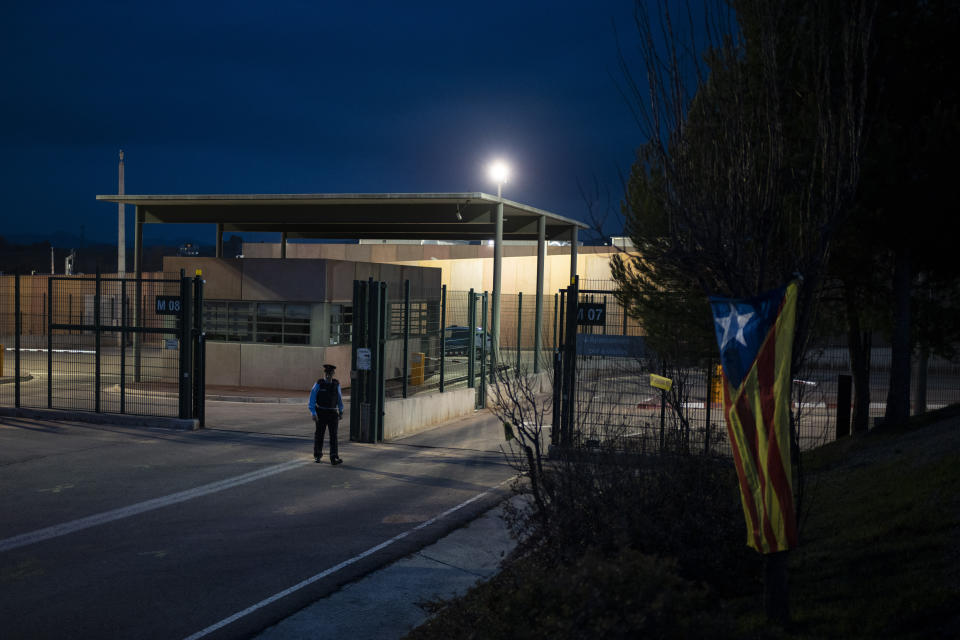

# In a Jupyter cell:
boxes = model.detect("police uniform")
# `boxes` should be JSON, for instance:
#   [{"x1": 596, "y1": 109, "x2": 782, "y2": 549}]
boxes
[{"x1": 309, "y1": 364, "x2": 344, "y2": 464}]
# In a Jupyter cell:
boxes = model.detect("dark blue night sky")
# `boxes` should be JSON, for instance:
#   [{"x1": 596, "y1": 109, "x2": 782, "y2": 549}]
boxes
[{"x1": 2, "y1": 1, "x2": 649, "y2": 247}]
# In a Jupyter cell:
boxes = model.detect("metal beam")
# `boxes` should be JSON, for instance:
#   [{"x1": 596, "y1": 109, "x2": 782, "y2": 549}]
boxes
[{"x1": 534, "y1": 215, "x2": 546, "y2": 374}]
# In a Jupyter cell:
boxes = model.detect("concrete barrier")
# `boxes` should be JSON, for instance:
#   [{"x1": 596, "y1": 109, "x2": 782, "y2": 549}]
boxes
[
  {"x1": 382, "y1": 387, "x2": 478, "y2": 440},
  {"x1": 380, "y1": 372, "x2": 554, "y2": 441}
]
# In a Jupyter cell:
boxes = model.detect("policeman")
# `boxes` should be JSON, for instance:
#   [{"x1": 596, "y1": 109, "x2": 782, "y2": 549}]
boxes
[{"x1": 308, "y1": 364, "x2": 344, "y2": 464}]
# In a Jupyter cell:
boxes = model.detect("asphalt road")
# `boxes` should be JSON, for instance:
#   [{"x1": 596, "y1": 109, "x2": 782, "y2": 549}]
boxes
[{"x1": 0, "y1": 402, "x2": 515, "y2": 640}]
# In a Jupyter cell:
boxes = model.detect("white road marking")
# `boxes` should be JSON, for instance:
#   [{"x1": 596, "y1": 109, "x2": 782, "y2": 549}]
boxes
[
  {"x1": 0, "y1": 459, "x2": 308, "y2": 553},
  {"x1": 182, "y1": 476, "x2": 515, "y2": 640}
]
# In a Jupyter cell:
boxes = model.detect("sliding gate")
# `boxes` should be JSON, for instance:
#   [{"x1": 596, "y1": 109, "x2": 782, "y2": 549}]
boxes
[
  {"x1": 1, "y1": 271, "x2": 205, "y2": 422},
  {"x1": 553, "y1": 277, "x2": 653, "y2": 450}
]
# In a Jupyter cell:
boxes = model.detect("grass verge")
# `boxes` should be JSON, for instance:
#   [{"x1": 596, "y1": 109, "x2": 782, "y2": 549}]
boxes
[{"x1": 407, "y1": 406, "x2": 960, "y2": 639}]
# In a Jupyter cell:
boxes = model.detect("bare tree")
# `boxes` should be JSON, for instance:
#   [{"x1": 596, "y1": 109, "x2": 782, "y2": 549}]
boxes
[{"x1": 614, "y1": 0, "x2": 873, "y2": 374}]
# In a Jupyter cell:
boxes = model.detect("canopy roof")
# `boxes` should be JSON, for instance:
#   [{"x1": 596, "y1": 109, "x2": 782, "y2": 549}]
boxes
[{"x1": 95, "y1": 193, "x2": 587, "y2": 242}]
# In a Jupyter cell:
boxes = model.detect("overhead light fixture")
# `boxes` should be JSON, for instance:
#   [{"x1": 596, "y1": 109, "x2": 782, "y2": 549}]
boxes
[{"x1": 488, "y1": 160, "x2": 511, "y2": 198}]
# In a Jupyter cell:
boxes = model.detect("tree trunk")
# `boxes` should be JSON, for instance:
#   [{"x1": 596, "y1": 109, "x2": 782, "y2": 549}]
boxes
[
  {"x1": 885, "y1": 247, "x2": 912, "y2": 425},
  {"x1": 914, "y1": 345, "x2": 929, "y2": 415},
  {"x1": 764, "y1": 551, "x2": 791, "y2": 625},
  {"x1": 844, "y1": 286, "x2": 872, "y2": 433}
]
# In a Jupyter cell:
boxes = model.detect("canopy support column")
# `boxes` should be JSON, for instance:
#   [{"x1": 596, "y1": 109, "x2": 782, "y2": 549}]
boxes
[
  {"x1": 569, "y1": 226, "x2": 578, "y2": 282},
  {"x1": 534, "y1": 215, "x2": 546, "y2": 373},
  {"x1": 491, "y1": 200, "x2": 503, "y2": 373}
]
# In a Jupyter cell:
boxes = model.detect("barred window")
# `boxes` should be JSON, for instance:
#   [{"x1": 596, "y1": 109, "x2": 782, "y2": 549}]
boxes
[
  {"x1": 330, "y1": 303, "x2": 352, "y2": 345},
  {"x1": 389, "y1": 301, "x2": 429, "y2": 337},
  {"x1": 203, "y1": 301, "x2": 310, "y2": 345}
]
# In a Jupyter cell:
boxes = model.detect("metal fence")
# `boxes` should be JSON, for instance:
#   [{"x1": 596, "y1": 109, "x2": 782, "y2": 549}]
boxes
[
  {"x1": 557, "y1": 279, "x2": 960, "y2": 456},
  {"x1": 1, "y1": 272, "x2": 203, "y2": 419},
  {"x1": 377, "y1": 283, "x2": 565, "y2": 403}
]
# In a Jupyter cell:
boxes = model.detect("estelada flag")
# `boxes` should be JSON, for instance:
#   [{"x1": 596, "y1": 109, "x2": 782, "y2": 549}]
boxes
[{"x1": 709, "y1": 281, "x2": 799, "y2": 553}]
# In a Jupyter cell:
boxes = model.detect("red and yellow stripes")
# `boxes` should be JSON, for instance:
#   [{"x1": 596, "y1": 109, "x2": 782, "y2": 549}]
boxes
[{"x1": 722, "y1": 282, "x2": 798, "y2": 553}]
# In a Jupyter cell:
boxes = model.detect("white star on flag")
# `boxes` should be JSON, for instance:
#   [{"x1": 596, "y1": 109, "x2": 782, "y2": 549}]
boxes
[{"x1": 715, "y1": 302, "x2": 753, "y2": 349}]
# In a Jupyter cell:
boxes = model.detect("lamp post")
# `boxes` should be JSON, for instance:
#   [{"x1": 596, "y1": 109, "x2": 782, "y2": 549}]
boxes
[
  {"x1": 118, "y1": 150, "x2": 125, "y2": 275},
  {"x1": 488, "y1": 160, "x2": 510, "y2": 375}
]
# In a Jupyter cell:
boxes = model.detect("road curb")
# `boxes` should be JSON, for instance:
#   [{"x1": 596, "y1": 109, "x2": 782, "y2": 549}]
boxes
[{"x1": 0, "y1": 406, "x2": 199, "y2": 430}]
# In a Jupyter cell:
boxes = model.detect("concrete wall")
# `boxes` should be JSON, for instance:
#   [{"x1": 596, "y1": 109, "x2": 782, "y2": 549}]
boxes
[
  {"x1": 158, "y1": 257, "x2": 441, "y2": 391},
  {"x1": 241, "y1": 242, "x2": 631, "y2": 294},
  {"x1": 161, "y1": 256, "x2": 441, "y2": 302},
  {"x1": 382, "y1": 387, "x2": 478, "y2": 440},
  {"x1": 205, "y1": 342, "x2": 352, "y2": 390}
]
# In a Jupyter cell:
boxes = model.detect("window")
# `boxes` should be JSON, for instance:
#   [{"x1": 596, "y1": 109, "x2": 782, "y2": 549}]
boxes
[
  {"x1": 203, "y1": 301, "x2": 311, "y2": 345},
  {"x1": 283, "y1": 304, "x2": 311, "y2": 344},
  {"x1": 228, "y1": 302, "x2": 254, "y2": 342},
  {"x1": 203, "y1": 301, "x2": 254, "y2": 342},
  {"x1": 389, "y1": 301, "x2": 430, "y2": 337},
  {"x1": 256, "y1": 303, "x2": 283, "y2": 343},
  {"x1": 203, "y1": 301, "x2": 228, "y2": 341},
  {"x1": 329, "y1": 304, "x2": 352, "y2": 345}
]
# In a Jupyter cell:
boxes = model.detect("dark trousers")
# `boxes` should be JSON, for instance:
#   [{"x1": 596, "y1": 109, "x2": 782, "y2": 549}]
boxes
[{"x1": 314, "y1": 411, "x2": 339, "y2": 460}]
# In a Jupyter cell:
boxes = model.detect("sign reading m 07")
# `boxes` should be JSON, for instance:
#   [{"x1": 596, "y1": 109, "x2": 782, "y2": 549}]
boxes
[
  {"x1": 577, "y1": 302, "x2": 605, "y2": 326},
  {"x1": 155, "y1": 295, "x2": 182, "y2": 315}
]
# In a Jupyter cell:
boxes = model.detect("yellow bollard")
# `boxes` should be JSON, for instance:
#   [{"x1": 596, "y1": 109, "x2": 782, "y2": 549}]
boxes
[
  {"x1": 410, "y1": 352, "x2": 425, "y2": 385},
  {"x1": 710, "y1": 364, "x2": 723, "y2": 403}
]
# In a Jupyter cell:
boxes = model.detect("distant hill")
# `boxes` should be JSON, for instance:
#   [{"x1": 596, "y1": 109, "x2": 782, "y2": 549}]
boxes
[{"x1": 0, "y1": 235, "x2": 220, "y2": 274}]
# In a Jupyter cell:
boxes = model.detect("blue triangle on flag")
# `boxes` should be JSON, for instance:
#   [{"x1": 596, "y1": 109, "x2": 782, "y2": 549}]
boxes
[{"x1": 709, "y1": 285, "x2": 786, "y2": 388}]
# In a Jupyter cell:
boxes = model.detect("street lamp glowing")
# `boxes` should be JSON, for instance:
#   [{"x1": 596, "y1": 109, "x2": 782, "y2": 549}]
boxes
[{"x1": 488, "y1": 160, "x2": 510, "y2": 197}]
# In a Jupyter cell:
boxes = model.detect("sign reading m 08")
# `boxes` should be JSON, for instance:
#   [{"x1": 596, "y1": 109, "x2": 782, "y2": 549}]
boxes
[
  {"x1": 155, "y1": 295, "x2": 182, "y2": 315},
  {"x1": 577, "y1": 302, "x2": 605, "y2": 326}
]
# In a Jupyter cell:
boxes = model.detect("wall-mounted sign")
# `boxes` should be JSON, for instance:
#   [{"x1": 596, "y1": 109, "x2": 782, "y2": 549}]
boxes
[
  {"x1": 577, "y1": 302, "x2": 605, "y2": 326},
  {"x1": 155, "y1": 295, "x2": 182, "y2": 315},
  {"x1": 576, "y1": 334, "x2": 647, "y2": 358},
  {"x1": 164, "y1": 338, "x2": 179, "y2": 350},
  {"x1": 356, "y1": 347, "x2": 372, "y2": 371}
]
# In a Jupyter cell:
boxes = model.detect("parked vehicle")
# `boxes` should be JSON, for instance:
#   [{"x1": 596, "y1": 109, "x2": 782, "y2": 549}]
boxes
[{"x1": 443, "y1": 325, "x2": 492, "y2": 358}]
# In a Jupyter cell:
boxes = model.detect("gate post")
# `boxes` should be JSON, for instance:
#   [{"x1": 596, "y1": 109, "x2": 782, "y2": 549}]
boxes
[
  {"x1": 95, "y1": 268, "x2": 101, "y2": 413},
  {"x1": 121, "y1": 286, "x2": 127, "y2": 414},
  {"x1": 178, "y1": 273, "x2": 192, "y2": 419},
  {"x1": 192, "y1": 272, "x2": 205, "y2": 426},
  {"x1": 134, "y1": 272, "x2": 142, "y2": 383},
  {"x1": 516, "y1": 291, "x2": 522, "y2": 372},
  {"x1": 376, "y1": 281, "x2": 387, "y2": 441},
  {"x1": 560, "y1": 276, "x2": 579, "y2": 447},
  {"x1": 479, "y1": 291, "x2": 488, "y2": 409},
  {"x1": 402, "y1": 279, "x2": 410, "y2": 399},
  {"x1": 439, "y1": 285, "x2": 446, "y2": 392},
  {"x1": 467, "y1": 288, "x2": 476, "y2": 389},
  {"x1": 14, "y1": 272, "x2": 21, "y2": 408},
  {"x1": 47, "y1": 276, "x2": 53, "y2": 409},
  {"x1": 350, "y1": 279, "x2": 365, "y2": 442}
]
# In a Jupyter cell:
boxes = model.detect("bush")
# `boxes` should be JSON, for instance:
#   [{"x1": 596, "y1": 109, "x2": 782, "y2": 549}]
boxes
[
  {"x1": 412, "y1": 547, "x2": 739, "y2": 640},
  {"x1": 505, "y1": 448, "x2": 760, "y2": 595}
]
